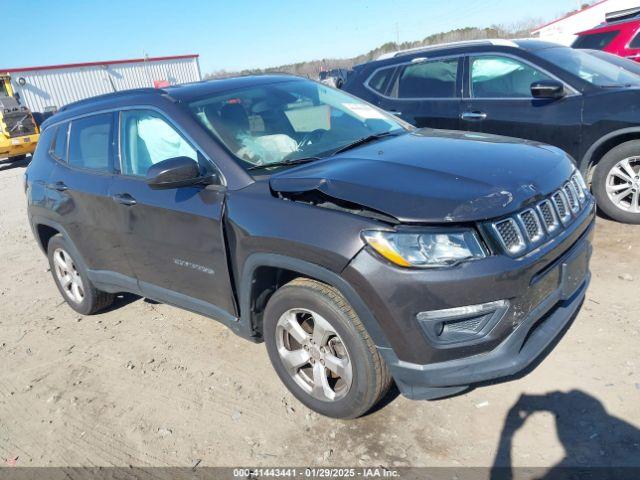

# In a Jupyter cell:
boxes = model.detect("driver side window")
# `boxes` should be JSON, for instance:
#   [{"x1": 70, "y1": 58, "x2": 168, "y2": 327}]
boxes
[
  {"x1": 470, "y1": 56, "x2": 553, "y2": 98},
  {"x1": 119, "y1": 110, "x2": 198, "y2": 177}
]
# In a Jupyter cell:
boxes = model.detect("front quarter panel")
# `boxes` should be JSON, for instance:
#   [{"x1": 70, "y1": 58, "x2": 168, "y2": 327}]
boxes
[
  {"x1": 225, "y1": 181, "x2": 387, "y2": 280},
  {"x1": 581, "y1": 89, "x2": 640, "y2": 161}
]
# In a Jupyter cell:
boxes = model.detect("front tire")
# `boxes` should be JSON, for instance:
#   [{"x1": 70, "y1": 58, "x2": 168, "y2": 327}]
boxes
[
  {"x1": 263, "y1": 278, "x2": 392, "y2": 418},
  {"x1": 592, "y1": 140, "x2": 640, "y2": 224},
  {"x1": 47, "y1": 234, "x2": 114, "y2": 315}
]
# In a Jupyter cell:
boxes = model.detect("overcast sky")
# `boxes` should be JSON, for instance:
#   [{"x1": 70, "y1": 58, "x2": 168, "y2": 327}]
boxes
[{"x1": 6, "y1": 0, "x2": 582, "y2": 73}]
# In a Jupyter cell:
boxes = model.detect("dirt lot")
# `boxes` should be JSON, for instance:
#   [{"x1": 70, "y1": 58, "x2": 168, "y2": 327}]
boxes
[{"x1": 0, "y1": 156, "x2": 639, "y2": 471}]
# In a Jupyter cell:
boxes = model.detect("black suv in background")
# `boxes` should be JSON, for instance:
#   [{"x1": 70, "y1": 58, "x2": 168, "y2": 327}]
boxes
[
  {"x1": 26, "y1": 75, "x2": 594, "y2": 418},
  {"x1": 343, "y1": 39, "x2": 640, "y2": 224}
]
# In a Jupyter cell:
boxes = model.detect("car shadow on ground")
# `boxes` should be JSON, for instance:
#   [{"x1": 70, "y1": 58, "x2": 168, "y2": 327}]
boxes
[
  {"x1": 0, "y1": 156, "x2": 31, "y2": 172},
  {"x1": 101, "y1": 292, "x2": 141, "y2": 313},
  {"x1": 490, "y1": 390, "x2": 640, "y2": 480}
]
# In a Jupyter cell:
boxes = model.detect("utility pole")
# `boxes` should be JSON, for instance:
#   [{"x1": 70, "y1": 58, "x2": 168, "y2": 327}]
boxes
[{"x1": 395, "y1": 22, "x2": 400, "y2": 45}]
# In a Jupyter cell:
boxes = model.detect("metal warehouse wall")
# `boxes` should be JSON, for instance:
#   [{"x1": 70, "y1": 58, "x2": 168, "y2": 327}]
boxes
[{"x1": 8, "y1": 56, "x2": 201, "y2": 113}]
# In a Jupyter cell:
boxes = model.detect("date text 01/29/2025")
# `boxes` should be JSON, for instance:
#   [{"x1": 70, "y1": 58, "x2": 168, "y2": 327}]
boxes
[{"x1": 232, "y1": 468, "x2": 401, "y2": 478}]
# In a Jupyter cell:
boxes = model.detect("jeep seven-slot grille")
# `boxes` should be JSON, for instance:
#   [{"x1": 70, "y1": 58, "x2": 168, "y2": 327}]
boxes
[
  {"x1": 563, "y1": 183, "x2": 579, "y2": 213},
  {"x1": 519, "y1": 209, "x2": 543, "y2": 243},
  {"x1": 490, "y1": 174, "x2": 589, "y2": 257},
  {"x1": 552, "y1": 191, "x2": 570, "y2": 223},
  {"x1": 537, "y1": 200, "x2": 560, "y2": 233},
  {"x1": 493, "y1": 218, "x2": 525, "y2": 255}
]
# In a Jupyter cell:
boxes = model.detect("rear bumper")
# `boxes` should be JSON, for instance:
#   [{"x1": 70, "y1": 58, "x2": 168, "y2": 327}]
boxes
[{"x1": 0, "y1": 133, "x2": 38, "y2": 158}]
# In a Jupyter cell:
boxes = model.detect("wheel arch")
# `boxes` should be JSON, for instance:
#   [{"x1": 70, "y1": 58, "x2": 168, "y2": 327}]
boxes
[
  {"x1": 239, "y1": 253, "x2": 391, "y2": 349},
  {"x1": 580, "y1": 128, "x2": 640, "y2": 182},
  {"x1": 30, "y1": 216, "x2": 89, "y2": 271},
  {"x1": 35, "y1": 223, "x2": 60, "y2": 253}
]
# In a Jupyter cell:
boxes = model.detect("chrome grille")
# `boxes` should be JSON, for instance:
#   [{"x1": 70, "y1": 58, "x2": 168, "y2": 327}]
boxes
[
  {"x1": 493, "y1": 218, "x2": 525, "y2": 255},
  {"x1": 490, "y1": 174, "x2": 590, "y2": 257},
  {"x1": 537, "y1": 200, "x2": 560, "y2": 234},
  {"x1": 571, "y1": 174, "x2": 586, "y2": 203},
  {"x1": 563, "y1": 183, "x2": 579, "y2": 213},
  {"x1": 518, "y1": 209, "x2": 544, "y2": 243},
  {"x1": 552, "y1": 191, "x2": 571, "y2": 224}
]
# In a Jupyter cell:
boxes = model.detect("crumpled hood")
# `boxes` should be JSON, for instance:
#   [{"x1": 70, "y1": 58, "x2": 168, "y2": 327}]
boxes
[{"x1": 270, "y1": 129, "x2": 575, "y2": 223}]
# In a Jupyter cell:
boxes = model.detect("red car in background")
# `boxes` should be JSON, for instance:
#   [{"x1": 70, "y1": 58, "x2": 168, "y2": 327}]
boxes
[{"x1": 573, "y1": 7, "x2": 640, "y2": 61}]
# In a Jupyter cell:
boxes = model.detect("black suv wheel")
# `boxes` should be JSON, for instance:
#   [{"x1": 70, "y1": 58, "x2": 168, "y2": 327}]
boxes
[
  {"x1": 47, "y1": 234, "x2": 114, "y2": 315},
  {"x1": 593, "y1": 140, "x2": 640, "y2": 224},
  {"x1": 263, "y1": 278, "x2": 392, "y2": 419}
]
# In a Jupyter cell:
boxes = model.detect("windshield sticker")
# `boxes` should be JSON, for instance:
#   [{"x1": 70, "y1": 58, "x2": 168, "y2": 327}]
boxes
[{"x1": 342, "y1": 103, "x2": 387, "y2": 120}]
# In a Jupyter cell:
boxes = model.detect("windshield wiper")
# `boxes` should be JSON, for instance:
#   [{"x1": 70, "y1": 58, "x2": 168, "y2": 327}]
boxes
[
  {"x1": 331, "y1": 131, "x2": 400, "y2": 156},
  {"x1": 246, "y1": 157, "x2": 320, "y2": 171}
]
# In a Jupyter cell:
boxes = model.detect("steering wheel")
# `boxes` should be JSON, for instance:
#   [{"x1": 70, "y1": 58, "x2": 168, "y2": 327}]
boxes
[{"x1": 299, "y1": 129, "x2": 327, "y2": 148}]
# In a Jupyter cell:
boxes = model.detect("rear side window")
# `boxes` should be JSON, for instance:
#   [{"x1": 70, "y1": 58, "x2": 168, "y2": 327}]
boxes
[
  {"x1": 395, "y1": 58, "x2": 458, "y2": 98},
  {"x1": 68, "y1": 114, "x2": 113, "y2": 171},
  {"x1": 367, "y1": 67, "x2": 395, "y2": 94},
  {"x1": 50, "y1": 123, "x2": 69, "y2": 161},
  {"x1": 572, "y1": 31, "x2": 619, "y2": 50}
]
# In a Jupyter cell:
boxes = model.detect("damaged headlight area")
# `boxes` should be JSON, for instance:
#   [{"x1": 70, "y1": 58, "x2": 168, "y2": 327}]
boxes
[{"x1": 362, "y1": 229, "x2": 486, "y2": 268}]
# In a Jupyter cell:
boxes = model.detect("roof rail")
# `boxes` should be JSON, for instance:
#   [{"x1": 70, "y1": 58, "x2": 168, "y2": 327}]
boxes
[
  {"x1": 58, "y1": 87, "x2": 167, "y2": 112},
  {"x1": 376, "y1": 39, "x2": 519, "y2": 60}
]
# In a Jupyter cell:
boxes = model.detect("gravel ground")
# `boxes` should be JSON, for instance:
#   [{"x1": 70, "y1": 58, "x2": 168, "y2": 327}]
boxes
[{"x1": 0, "y1": 157, "x2": 638, "y2": 471}]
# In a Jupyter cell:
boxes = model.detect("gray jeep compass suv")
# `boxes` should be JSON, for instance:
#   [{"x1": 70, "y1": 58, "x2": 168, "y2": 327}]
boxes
[{"x1": 26, "y1": 75, "x2": 595, "y2": 418}]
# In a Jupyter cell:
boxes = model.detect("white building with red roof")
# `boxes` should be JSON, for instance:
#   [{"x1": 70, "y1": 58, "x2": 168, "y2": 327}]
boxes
[
  {"x1": 531, "y1": 0, "x2": 640, "y2": 45},
  {"x1": 1, "y1": 54, "x2": 201, "y2": 114}
]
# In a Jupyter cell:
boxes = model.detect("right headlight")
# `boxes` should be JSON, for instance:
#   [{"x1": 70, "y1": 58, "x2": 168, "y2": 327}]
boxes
[{"x1": 362, "y1": 229, "x2": 486, "y2": 268}]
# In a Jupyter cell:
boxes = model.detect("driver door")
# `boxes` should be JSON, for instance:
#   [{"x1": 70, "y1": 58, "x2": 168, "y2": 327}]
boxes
[
  {"x1": 460, "y1": 54, "x2": 583, "y2": 159},
  {"x1": 109, "y1": 108, "x2": 237, "y2": 319}
]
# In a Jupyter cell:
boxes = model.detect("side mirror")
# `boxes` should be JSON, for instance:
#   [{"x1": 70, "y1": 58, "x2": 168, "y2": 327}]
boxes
[
  {"x1": 531, "y1": 80, "x2": 565, "y2": 99},
  {"x1": 146, "y1": 156, "x2": 215, "y2": 190}
]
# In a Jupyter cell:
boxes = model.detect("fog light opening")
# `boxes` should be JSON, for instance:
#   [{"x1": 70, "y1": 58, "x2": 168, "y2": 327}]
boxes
[{"x1": 417, "y1": 300, "x2": 510, "y2": 346}]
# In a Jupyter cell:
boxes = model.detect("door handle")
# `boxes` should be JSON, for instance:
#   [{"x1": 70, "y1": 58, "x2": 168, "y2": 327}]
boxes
[
  {"x1": 47, "y1": 181, "x2": 68, "y2": 192},
  {"x1": 460, "y1": 111, "x2": 487, "y2": 121},
  {"x1": 112, "y1": 193, "x2": 137, "y2": 206}
]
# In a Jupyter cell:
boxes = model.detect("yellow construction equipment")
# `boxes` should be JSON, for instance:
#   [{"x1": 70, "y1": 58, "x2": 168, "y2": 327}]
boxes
[{"x1": 0, "y1": 73, "x2": 39, "y2": 161}]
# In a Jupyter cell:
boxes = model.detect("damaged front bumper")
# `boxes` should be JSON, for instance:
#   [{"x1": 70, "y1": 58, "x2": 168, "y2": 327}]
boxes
[
  {"x1": 342, "y1": 199, "x2": 595, "y2": 400},
  {"x1": 380, "y1": 267, "x2": 589, "y2": 400}
]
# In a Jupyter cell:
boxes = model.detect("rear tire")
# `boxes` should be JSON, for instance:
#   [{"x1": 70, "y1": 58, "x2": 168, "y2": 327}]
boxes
[
  {"x1": 592, "y1": 140, "x2": 640, "y2": 224},
  {"x1": 263, "y1": 278, "x2": 392, "y2": 418},
  {"x1": 47, "y1": 234, "x2": 114, "y2": 315}
]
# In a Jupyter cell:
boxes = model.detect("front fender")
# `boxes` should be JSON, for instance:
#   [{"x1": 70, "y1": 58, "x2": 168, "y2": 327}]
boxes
[
  {"x1": 580, "y1": 127, "x2": 640, "y2": 175},
  {"x1": 239, "y1": 253, "x2": 392, "y2": 349}
]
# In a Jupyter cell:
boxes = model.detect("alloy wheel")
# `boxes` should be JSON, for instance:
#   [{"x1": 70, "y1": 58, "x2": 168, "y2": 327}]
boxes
[
  {"x1": 52, "y1": 248, "x2": 85, "y2": 304},
  {"x1": 275, "y1": 308, "x2": 353, "y2": 401},
  {"x1": 606, "y1": 157, "x2": 640, "y2": 213}
]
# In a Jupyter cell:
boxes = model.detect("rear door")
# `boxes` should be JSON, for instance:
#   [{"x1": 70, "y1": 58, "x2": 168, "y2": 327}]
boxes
[
  {"x1": 460, "y1": 54, "x2": 583, "y2": 159},
  {"x1": 45, "y1": 114, "x2": 129, "y2": 275},
  {"x1": 109, "y1": 108, "x2": 237, "y2": 318},
  {"x1": 375, "y1": 55, "x2": 463, "y2": 130}
]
